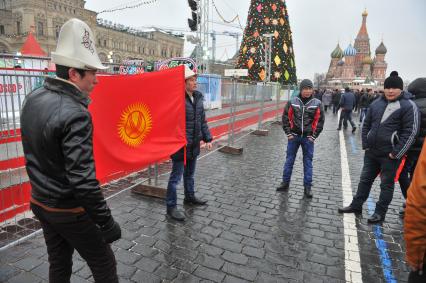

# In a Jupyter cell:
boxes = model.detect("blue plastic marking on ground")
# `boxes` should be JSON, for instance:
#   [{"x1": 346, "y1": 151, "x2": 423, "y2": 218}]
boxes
[
  {"x1": 347, "y1": 133, "x2": 397, "y2": 283},
  {"x1": 349, "y1": 135, "x2": 358, "y2": 153},
  {"x1": 367, "y1": 198, "x2": 397, "y2": 283}
]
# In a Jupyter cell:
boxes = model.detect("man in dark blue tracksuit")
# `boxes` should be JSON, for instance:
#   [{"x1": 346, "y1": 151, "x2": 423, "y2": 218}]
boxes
[
  {"x1": 338, "y1": 73, "x2": 420, "y2": 223},
  {"x1": 166, "y1": 66, "x2": 213, "y2": 221},
  {"x1": 337, "y1": 87, "x2": 357, "y2": 133}
]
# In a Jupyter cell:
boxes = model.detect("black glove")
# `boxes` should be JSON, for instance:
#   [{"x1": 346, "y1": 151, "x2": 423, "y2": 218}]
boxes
[{"x1": 100, "y1": 217, "x2": 121, "y2": 244}]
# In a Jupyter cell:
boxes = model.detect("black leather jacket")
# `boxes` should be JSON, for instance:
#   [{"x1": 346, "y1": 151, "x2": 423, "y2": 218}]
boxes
[{"x1": 20, "y1": 77, "x2": 112, "y2": 226}]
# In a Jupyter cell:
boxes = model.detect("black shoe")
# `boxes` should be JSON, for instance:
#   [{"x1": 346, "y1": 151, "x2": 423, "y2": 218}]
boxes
[
  {"x1": 352, "y1": 127, "x2": 357, "y2": 133},
  {"x1": 338, "y1": 206, "x2": 362, "y2": 214},
  {"x1": 368, "y1": 213, "x2": 384, "y2": 223},
  {"x1": 399, "y1": 203, "x2": 406, "y2": 217},
  {"x1": 167, "y1": 207, "x2": 185, "y2": 221},
  {"x1": 276, "y1": 182, "x2": 289, "y2": 191},
  {"x1": 183, "y1": 196, "x2": 208, "y2": 206},
  {"x1": 304, "y1": 186, "x2": 313, "y2": 198},
  {"x1": 337, "y1": 128, "x2": 341, "y2": 131}
]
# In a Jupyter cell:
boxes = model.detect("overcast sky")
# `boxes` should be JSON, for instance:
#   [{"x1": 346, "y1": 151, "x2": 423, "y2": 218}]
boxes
[{"x1": 85, "y1": 0, "x2": 426, "y2": 81}]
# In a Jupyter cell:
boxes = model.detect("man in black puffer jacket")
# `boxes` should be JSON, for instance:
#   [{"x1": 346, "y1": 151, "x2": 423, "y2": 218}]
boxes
[
  {"x1": 166, "y1": 66, "x2": 213, "y2": 221},
  {"x1": 277, "y1": 79, "x2": 325, "y2": 198},
  {"x1": 21, "y1": 19, "x2": 120, "y2": 282},
  {"x1": 398, "y1": 78, "x2": 426, "y2": 213},
  {"x1": 339, "y1": 73, "x2": 420, "y2": 223}
]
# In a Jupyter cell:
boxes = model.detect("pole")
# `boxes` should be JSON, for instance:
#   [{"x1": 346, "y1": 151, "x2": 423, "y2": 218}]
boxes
[
  {"x1": 230, "y1": 77, "x2": 237, "y2": 145},
  {"x1": 154, "y1": 163, "x2": 159, "y2": 186},
  {"x1": 268, "y1": 36, "x2": 272, "y2": 83}
]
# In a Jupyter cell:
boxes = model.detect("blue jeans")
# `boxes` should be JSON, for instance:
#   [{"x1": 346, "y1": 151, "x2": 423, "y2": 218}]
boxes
[
  {"x1": 166, "y1": 158, "x2": 197, "y2": 208},
  {"x1": 350, "y1": 151, "x2": 400, "y2": 217},
  {"x1": 282, "y1": 136, "x2": 314, "y2": 186},
  {"x1": 359, "y1": 108, "x2": 368, "y2": 123}
]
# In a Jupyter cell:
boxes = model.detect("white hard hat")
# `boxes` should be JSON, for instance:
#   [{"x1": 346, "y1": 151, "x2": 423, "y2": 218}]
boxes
[
  {"x1": 184, "y1": 65, "x2": 196, "y2": 80},
  {"x1": 51, "y1": 18, "x2": 107, "y2": 70}
]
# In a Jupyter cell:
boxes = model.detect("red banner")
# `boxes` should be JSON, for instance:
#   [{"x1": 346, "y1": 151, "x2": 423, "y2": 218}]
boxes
[{"x1": 89, "y1": 66, "x2": 186, "y2": 183}]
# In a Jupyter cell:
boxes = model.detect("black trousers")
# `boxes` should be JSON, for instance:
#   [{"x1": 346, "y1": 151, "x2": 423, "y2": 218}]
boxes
[
  {"x1": 31, "y1": 203, "x2": 118, "y2": 283},
  {"x1": 338, "y1": 110, "x2": 355, "y2": 129},
  {"x1": 408, "y1": 267, "x2": 426, "y2": 283},
  {"x1": 350, "y1": 152, "x2": 400, "y2": 217},
  {"x1": 399, "y1": 155, "x2": 419, "y2": 199}
]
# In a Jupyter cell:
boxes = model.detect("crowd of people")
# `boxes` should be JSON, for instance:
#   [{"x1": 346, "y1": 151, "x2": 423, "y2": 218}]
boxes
[
  {"x1": 280, "y1": 73, "x2": 426, "y2": 282},
  {"x1": 17, "y1": 17, "x2": 426, "y2": 283}
]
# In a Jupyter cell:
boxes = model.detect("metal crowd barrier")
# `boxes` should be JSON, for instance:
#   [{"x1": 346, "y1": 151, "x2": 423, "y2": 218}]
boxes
[
  {"x1": 0, "y1": 67, "x2": 294, "y2": 248},
  {"x1": 0, "y1": 70, "x2": 52, "y2": 246}
]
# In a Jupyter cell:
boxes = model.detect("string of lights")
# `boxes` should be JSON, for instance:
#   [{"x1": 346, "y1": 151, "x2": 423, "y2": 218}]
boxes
[
  {"x1": 211, "y1": 0, "x2": 244, "y2": 30},
  {"x1": 98, "y1": 0, "x2": 158, "y2": 15}
]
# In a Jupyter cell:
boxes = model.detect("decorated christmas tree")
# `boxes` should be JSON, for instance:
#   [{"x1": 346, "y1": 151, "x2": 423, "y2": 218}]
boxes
[{"x1": 236, "y1": 0, "x2": 297, "y2": 85}]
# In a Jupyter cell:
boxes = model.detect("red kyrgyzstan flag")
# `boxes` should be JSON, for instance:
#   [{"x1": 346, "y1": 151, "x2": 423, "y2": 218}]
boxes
[{"x1": 89, "y1": 66, "x2": 186, "y2": 183}]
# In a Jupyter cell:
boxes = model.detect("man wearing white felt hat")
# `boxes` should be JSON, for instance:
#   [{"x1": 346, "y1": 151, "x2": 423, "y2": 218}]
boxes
[{"x1": 20, "y1": 18, "x2": 120, "y2": 282}]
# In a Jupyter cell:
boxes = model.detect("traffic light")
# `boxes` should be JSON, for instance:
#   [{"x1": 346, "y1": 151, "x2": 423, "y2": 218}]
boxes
[
  {"x1": 188, "y1": 0, "x2": 199, "y2": 32},
  {"x1": 188, "y1": 0, "x2": 197, "y2": 11}
]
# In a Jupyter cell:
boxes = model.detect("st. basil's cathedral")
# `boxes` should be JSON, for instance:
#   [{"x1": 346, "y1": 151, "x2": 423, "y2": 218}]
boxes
[{"x1": 325, "y1": 10, "x2": 388, "y2": 90}]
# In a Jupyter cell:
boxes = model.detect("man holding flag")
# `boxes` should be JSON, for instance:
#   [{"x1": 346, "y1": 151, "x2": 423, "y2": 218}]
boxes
[
  {"x1": 20, "y1": 19, "x2": 120, "y2": 282},
  {"x1": 166, "y1": 66, "x2": 213, "y2": 221}
]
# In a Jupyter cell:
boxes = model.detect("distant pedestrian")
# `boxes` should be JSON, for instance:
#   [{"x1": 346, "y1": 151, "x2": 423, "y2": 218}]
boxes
[
  {"x1": 338, "y1": 72, "x2": 419, "y2": 223},
  {"x1": 332, "y1": 89, "x2": 341, "y2": 114},
  {"x1": 337, "y1": 87, "x2": 357, "y2": 133},
  {"x1": 358, "y1": 89, "x2": 375, "y2": 126},
  {"x1": 322, "y1": 90, "x2": 332, "y2": 112},
  {"x1": 277, "y1": 79, "x2": 325, "y2": 198}
]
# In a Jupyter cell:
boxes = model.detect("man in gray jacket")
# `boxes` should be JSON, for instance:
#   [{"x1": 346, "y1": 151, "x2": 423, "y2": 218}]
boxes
[{"x1": 337, "y1": 87, "x2": 357, "y2": 133}]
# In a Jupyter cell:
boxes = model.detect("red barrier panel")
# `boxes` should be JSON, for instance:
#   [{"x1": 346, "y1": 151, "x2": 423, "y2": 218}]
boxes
[
  {"x1": 0, "y1": 182, "x2": 31, "y2": 222},
  {"x1": 0, "y1": 157, "x2": 25, "y2": 171},
  {"x1": 0, "y1": 105, "x2": 284, "y2": 222}
]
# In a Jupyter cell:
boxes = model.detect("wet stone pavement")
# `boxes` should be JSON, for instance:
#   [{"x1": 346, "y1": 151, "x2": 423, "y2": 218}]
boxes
[{"x1": 0, "y1": 111, "x2": 409, "y2": 282}]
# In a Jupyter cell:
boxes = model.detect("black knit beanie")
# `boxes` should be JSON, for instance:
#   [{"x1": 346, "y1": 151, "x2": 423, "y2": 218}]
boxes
[
  {"x1": 299, "y1": 79, "x2": 313, "y2": 90},
  {"x1": 384, "y1": 73, "x2": 403, "y2": 90}
]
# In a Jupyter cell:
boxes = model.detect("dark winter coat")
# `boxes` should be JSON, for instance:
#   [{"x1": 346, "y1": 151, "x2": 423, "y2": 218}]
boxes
[
  {"x1": 339, "y1": 91, "x2": 356, "y2": 111},
  {"x1": 407, "y1": 78, "x2": 426, "y2": 156},
  {"x1": 362, "y1": 91, "x2": 420, "y2": 159},
  {"x1": 332, "y1": 91, "x2": 341, "y2": 105},
  {"x1": 359, "y1": 93, "x2": 374, "y2": 108},
  {"x1": 20, "y1": 77, "x2": 112, "y2": 226},
  {"x1": 171, "y1": 91, "x2": 212, "y2": 161},
  {"x1": 282, "y1": 95, "x2": 325, "y2": 140}
]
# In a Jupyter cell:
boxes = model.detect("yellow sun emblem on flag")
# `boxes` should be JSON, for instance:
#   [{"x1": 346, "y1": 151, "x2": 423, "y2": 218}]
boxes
[{"x1": 117, "y1": 103, "x2": 152, "y2": 147}]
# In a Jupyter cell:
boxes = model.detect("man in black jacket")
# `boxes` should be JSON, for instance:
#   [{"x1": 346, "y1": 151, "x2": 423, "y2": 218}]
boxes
[
  {"x1": 398, "y1": 77, "x2": 426, "y2": 215},
  {"x1": 338, "y1": 73, "x2": 420, "y2": 223},
  {"x1": 20, "y1": 19, "x2": 120, "y2": 283},
  {"x1": 277, "y1": 79, "x2": 325, "y2": 198},
  {"x1": 166, "y1": 66, "x2": 213, "y2": 221}
]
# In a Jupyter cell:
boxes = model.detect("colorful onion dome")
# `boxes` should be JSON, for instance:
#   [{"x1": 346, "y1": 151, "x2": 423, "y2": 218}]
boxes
[
  {"x1": 344, "y1": 44, "x2": 357, "y2": 56},
  {"x1": 375, "y1": 41, "x2": 387, "y2": 55},
  {"x1": 362, "y1": 55, "x2": 373, "y2": 65},
  {"x1": 331, "y1": 44, "x2": 343, "y2": 59}
]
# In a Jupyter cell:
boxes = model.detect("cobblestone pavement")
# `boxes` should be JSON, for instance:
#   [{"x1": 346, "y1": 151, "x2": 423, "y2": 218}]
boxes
[{"x1": 0, "y1": 111, "x2": 409, "y2": 282}]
